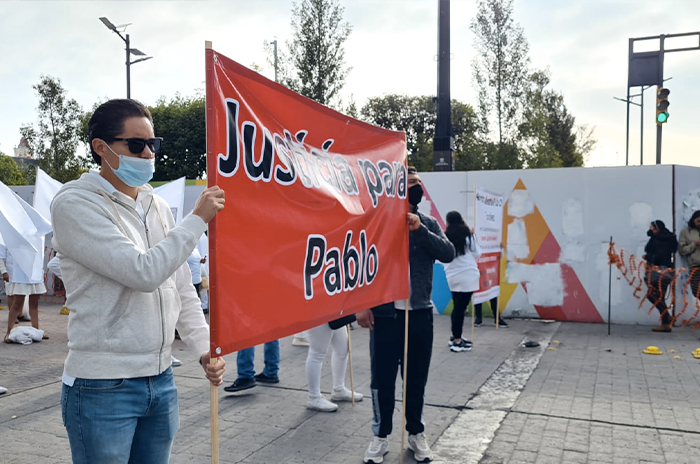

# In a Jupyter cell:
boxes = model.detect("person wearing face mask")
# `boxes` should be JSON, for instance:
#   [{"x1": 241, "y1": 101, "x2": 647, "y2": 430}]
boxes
[
  {"x1": 50, "y1": 99, "x2": 226, "y2": 463},
  {"x1": 642, "y1": 220, "x2": 678, "y2": 332},
  {"x1": 356, "y1": 166, "x2": 455, "y2": 464}
]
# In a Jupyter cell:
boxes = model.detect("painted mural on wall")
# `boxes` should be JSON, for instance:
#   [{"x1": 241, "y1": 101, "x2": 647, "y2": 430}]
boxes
[
  {"x1": 500, "y1": 179, "x2": 602, "y2": 322},
  {"x1": 428, "y1": 176, "x2": 603, "y2": 322}
]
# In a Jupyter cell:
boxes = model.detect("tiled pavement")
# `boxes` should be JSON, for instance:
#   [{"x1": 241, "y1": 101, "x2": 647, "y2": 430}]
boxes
[
  {"x1": 481, "y1": 323, "x2": 700, "y2": 464},
  {"x1": 3, "y1": 302, "x2": 700, "y2": 463}
]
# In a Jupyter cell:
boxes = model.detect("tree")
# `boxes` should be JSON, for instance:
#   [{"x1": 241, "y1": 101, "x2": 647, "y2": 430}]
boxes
[
  {"x1": 471, "y1": 0, "x2": 530, "y2": 146},
  {"x1": 519, "y1": 70, "x2": 595, "y2": 168},
  {"x1": 19, "y1": 76, "x2": 86, "y2": 183},
  {"x1": 275, "y1": 0, "x2": 352, "y2": 107},
  {"x1": 78, "y1": 95, "x2": 206, "y2": 180},
  {"x1": 481, "y1": 141, "x2": 524, "y2": 170},
  {"x1": 360, "y1": 95, "x2": 482, "y2": 171},
  {"x1": 0, "y1": 154, "x2": 27, "y2": 186},
  {"x1": 149, "y1": 94, "x2": 206, "y2": 181}
]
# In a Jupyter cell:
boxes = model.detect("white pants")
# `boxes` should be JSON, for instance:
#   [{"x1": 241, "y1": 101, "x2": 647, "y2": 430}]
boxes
[{"x1": 305, "y1": 323, "x2": 349, "y2": 399}]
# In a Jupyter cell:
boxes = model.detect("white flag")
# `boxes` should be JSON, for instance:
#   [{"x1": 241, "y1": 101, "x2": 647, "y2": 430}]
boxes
[
  {"x1": 0, "y1": 181, "x2": 52, "y2": 280},
  {"x1": 154, "y1": 177, "x2": 186, "y2": 224},
  {"x1": 33, "y1": 168, "x2": 64, "y2": 224}
]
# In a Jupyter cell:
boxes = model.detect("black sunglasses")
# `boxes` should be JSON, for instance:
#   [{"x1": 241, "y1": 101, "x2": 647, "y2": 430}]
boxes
[{"x1": 109, "y1": 137, "x2": 163, "y2": 155}]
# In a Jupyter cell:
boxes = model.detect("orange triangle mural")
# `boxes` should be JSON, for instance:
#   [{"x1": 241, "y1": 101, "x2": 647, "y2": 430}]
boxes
[{"x1": 501, "y1": 179, "x2": 603, "y2": 322}]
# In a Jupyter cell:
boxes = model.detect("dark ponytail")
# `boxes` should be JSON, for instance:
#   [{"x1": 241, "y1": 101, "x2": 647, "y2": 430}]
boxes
[{"x1": 445, "y1": 211, "x2": 472, "y2": 256}]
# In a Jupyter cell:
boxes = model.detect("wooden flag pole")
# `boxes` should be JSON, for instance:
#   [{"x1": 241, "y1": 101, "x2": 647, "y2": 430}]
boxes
[
  {"x1": 210, "y1": 358, "x2": 220, "y2": 464},
  {"x1": 471, "y1": 301, "x2": 475, "y2": 343},
  {"x1": 472, "y1": 182, "x2": 477, "y2": 343},
  {"x1": 400, "y1": 299, "x2": 410, "y2": 464},
  {"x1": 346, "y1": 325, "x2": 356, "y2": 406},
  {"x1": 495, "y1": 298, "x2": 500, "y2": 329},
  {"x1": 204, "y1": 39, "x2": 220, "y2": 464}
]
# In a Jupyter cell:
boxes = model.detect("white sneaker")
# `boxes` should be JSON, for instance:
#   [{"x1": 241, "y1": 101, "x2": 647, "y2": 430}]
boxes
[
  {"x1": 331, "y1": 387, "x2": 363, "y2": 402},
  {"x1": 306, "y1": 396, "x2": 338, "y2": 412},
  {"x1": 292, "y1": 337, "x2": 310, "y2": 347},
  {"x1": 171, "y1": 355, "x2": 182, "y2": 367},
  {"x1": 363, "y1": 436, "x2": 389, "y2": 463},
  {"x1": 0, "y1": 386, "x2": 7, "y2": 395},
  {"x1": 407, "y1": 432, "x2": 433, "y2": 462}
]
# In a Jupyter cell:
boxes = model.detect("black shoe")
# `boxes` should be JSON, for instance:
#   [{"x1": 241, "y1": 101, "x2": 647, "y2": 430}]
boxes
[
  {"x1": 224, "y1": 378, "x2": 256, "y2": 392},
  {"x1": 450, "y1": 339, "x2": 472, "y2": 352},
  {"x1": 496, "y1": 319, "x2": 508, "y2": 327},
  {"x1": 474, "y1": 319, "x2": 482, "y2": 327},
  {"x1": 254, "y1": 372, "x2": 280, "y2": 384}
]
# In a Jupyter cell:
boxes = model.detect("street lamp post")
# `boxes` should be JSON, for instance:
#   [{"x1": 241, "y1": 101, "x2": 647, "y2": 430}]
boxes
[
  {"x1": 99, "y1": 17, "x2": 153, "y2": 98},
  {"x1": 271, "y1": 39, "x2": 279, "y2": 83}
]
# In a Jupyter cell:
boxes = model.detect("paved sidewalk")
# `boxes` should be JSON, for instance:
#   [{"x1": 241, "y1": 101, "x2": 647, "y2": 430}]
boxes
[
  {"x1": 481, "y1": 323, "x2": 700, "y2": 464},
  {"x1": 2, "y1": 302, "x2": 700, "y2": 463},
  {"x1": 0, "y1": 302, "x2": 525, "y2": 463}
]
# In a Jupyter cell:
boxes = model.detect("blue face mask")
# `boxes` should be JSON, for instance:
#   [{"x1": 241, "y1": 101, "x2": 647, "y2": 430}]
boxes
[{"x1": 104, "y1": 144, "x2": 155, "y2": 187}]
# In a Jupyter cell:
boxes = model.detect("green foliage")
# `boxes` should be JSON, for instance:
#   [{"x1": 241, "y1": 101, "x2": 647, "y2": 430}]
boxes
[
  {"x1": 519, "y1": 70, "x2": 594, "y2": 168},
  {"x1": 149, "y1": 94, "x2": 206, "y2": 181},
  {"x1": 277, "y1": 0, "x2": 352, "y2": 107},
  {"x1": 20, "y1": 76, "x2": 86, "y2": 183},
  {"x1": 483, "y1": 141, "x2": 525, "y2": 170},
  {"x1": 77, "y1": 101, "x2": 104, "y2": 166},
  {"x1": 0, "y1": 154, "x2": 27, "y2": 186},
  {"x1": 471, "y1": 0, "x2": 596, "y2": 170},
  {"x1": 359, "y1": 95, "x2": 482, "y2": 172},
  {"x1": 79, "y1": 95, "x2": 207, "y2": 180},
  {"x1": 471, "y1": 0, "x2": 530, "y2": 145}
]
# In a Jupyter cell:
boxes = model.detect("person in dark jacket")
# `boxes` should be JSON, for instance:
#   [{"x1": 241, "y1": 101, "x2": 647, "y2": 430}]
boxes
[
  {"x1": 356, "y1": 166, "x2": 455, "y2": 464},
  {"x1": 643, "y1": 220, "x2": 678, "y2": 332}
]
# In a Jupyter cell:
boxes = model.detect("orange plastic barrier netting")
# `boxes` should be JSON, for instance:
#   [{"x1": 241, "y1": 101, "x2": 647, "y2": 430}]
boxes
[{"x1": 608, "y1": 242, "x2": 700, "y2": 328}]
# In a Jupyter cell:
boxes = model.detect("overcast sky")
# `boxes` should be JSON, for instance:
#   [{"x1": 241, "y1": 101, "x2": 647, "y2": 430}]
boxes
[{"x1": 1, "y1": 0, "x2": 699, "y2": 169}]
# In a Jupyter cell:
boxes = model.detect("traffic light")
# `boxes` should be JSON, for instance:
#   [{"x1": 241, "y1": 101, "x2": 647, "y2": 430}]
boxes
[{"x1": 656, "y1": 87, "x2": 670, "y2": 125}]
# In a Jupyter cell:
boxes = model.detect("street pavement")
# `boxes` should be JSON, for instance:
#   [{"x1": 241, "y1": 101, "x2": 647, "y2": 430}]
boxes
[{"x1": 2, "y1": 301, "x2": 700, "y2": 463}]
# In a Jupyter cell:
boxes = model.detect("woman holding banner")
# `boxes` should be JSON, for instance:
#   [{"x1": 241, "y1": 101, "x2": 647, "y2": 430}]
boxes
[
  {"x1": 443, "y1": 211, "x2": 481, "y2": 353},
  {"x1": 51, "y1": 99, "x2": 226, "y2": 464}
]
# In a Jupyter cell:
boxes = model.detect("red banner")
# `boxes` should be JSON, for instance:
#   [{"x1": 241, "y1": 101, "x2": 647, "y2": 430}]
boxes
[
  {"x1": 205, "y1": 48, "x2": 410, "y2": 356},
  {"x1": 475, "y1": 253, "x2": 501, "y2": 303}
]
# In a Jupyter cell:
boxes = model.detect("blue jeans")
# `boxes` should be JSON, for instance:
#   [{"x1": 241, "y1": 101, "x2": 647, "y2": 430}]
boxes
[
  {"x1": 62, "y1": 367, "x2": 179, "y2": 464},
  {"x1": 237, "y1": 340, "x2": 280, "y2": 380}
]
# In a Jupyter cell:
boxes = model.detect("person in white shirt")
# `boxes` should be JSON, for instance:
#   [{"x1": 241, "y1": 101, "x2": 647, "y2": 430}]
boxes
[
  {"x1": 443, "y1": 211, "x2": 481, "y2": 353},
  {"x1": 186, "y1": 248, "x2": 204, "y2": 297},
  {"x1": 0, "y1": 244, "x2": 47, "y2": 343},
  {"x1": 305, "y1": 322, "x2": 363, "y2": 412}
]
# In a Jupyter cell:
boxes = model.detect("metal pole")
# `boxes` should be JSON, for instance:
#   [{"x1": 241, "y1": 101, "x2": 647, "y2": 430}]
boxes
[
  {"x1": 656, "y1": 123, "x2": 663, "y2": 165},
  {"x1": 273, "y1": 40, "x2": 278, "y2": 83},
  {"x1": 640, "y1": 88, "x2": 643, "y2": 165},
  {"x1": 433, "y1": 0, "x2": 454, "y2": 171},
  {"x1": 126, "y1": 33, "x2": 131, "y2": 99},
  {"x1": 625, "y1": 86, "x2": 630, "y2": 166},
  {"x1": 656, "y1": 35, "x2": 665, "y2": 164},
  {"x1": 608, "y1": 236, "x2": 613, "y2": 335}
]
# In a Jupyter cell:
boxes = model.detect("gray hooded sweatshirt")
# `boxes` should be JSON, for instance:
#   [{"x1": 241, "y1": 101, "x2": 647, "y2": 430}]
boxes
[{"x1": 51, "y1": 172, "x2": 209, "y2": 379}]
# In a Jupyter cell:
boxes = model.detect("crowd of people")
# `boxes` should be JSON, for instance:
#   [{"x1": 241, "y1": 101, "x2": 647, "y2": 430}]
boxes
[{"x1": 6, "y1": 97, "x2": 699, "y2": 464}]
